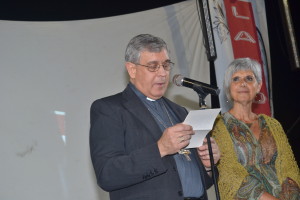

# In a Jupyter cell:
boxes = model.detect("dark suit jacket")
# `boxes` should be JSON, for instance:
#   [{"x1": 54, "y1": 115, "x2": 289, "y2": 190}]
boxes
[{"x1": 90, "y1": 84, "x2": 215, "y2": 200}]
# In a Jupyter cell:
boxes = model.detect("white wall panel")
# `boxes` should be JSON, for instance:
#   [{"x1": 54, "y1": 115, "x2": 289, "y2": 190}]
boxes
[{"x1": 0, "y1": 1, "x2": 212, "y2": 199}]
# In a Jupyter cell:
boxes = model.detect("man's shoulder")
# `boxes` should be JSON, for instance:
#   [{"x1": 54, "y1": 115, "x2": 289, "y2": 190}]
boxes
[
  {"x1": 162, "y1": 97, "x2": 188, "y2": 116},
  {"x1": 92, "y1": 92, "x2": 123, "y2": 107},
  {"x1": 91, "y1": 85, "x2": 136, "y2": 108},
  {"x1": 162, "y1": 97, "x2": 181, "y2": 107}
]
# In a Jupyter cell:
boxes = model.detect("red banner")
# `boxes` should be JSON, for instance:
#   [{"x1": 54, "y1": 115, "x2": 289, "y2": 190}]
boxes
[{"x1": 224, "y1": 0, "x2": 271, "y2": 116}]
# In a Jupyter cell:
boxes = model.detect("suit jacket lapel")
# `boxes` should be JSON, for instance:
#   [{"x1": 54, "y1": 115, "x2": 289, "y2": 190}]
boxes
[
  {"x1": 162, "y1": 97, "x2": 188, "y2": 122},
  {"x1": 122, "y1": 85, "x2": 163, "y2": 141}
]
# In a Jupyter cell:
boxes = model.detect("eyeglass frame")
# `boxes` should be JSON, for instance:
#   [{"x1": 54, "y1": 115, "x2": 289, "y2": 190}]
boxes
[{"x1": 131, "y1": 60, "x2": 174, "y2": 72}]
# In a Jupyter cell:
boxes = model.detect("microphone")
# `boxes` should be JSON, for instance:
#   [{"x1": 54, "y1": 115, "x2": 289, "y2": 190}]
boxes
[{"x1": 172, "y1": 74, "x2": 220, "y2": 96}]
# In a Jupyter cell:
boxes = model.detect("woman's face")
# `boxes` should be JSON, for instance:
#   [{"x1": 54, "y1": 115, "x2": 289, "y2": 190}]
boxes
[{"x1": 230, "y1": 70, "x2": 262, "y2": 105}]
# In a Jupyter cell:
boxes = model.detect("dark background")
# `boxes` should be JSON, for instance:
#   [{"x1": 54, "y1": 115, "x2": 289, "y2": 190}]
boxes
[{"x1": 1, "y1": 0, "x2": 299, "y2": 165}]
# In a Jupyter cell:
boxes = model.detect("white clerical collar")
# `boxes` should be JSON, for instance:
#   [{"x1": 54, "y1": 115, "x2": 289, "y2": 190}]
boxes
[{"x1": 146, "y1": 97, "x2": 156, "y2": 101}]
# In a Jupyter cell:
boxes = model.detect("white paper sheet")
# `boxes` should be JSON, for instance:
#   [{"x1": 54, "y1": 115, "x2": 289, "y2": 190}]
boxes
[{"x1": 183, "y1": 108, "x2": 221, "y2": 148}]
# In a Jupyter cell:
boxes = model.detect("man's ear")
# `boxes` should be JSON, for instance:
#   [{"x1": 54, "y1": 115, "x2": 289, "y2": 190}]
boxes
[{"x1": 125, "y1": 62, "x2": 136, "y2": 79}]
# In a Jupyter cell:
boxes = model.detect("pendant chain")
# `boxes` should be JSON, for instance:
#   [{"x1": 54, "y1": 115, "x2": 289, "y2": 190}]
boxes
[
  {"x1": 146, "y1": 100, "x2": 174, "y2": 129},
  {"x1": 146, "y1": 99, "x2": 191, "y2": 161}
]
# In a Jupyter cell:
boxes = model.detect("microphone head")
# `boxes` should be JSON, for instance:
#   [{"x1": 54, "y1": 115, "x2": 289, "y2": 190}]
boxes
[{"x1": 172, "y1": 74, "x2": 184, "y2": 86}]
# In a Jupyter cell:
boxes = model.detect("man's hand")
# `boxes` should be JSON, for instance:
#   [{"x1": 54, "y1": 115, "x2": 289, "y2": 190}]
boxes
[
  {"x1": 157, "y1": 123, "x2": 194, "y2": 157},
  {"x1": 197, "y1": 137, "x2": 220, "y2": 169}
]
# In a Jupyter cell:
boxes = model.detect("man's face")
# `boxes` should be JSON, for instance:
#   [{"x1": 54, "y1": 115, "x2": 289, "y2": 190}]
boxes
[{"x1": 126, "y1": 49, "x2": 170, "y2": 100}]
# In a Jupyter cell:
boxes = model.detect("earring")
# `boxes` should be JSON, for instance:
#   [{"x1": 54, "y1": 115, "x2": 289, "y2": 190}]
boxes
[{"x1": 255, "y1": 93, "x2": 261, "y2": 102}]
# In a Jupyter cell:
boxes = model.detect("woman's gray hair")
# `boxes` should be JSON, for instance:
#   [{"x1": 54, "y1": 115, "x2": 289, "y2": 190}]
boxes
[
  {"x1": 224, "y1": 57, "x2": 262, "y2": 101},
  {"x1": 125, "y1": 34, "x2": 169, "y2": 63}
]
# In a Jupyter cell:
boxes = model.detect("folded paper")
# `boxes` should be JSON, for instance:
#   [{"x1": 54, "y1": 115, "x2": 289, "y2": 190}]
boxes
[{"x1": 183, "y1": 108, "x2": 221, "y2": 148}]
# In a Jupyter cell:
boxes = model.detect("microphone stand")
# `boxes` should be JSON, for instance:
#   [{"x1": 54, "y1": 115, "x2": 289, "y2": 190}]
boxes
[{"x1": 193, "y1": 85, "x2": 220, "y2": 200}]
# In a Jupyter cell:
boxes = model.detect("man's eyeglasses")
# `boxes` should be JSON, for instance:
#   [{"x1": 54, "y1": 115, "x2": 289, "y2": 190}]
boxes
[{"x1": 132, "y1": 61, "x2": 174, "y2": 72}]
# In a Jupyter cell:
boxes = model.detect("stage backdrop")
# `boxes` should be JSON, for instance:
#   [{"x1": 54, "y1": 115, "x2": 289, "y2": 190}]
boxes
[
  {"x1": 209, "y1": 0, "x2": 271, "y2": 115},
  {"x1": 0, "y1": 1, "x2": 216, "y2": 200}
]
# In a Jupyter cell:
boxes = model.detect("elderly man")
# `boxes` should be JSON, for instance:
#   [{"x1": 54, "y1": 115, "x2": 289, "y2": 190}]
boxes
[{"x1": 90, "y1": 34, "x2": 220, "y2": 200}]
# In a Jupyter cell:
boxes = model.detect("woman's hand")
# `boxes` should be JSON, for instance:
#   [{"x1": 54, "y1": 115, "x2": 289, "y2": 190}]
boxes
[{"x1": 197, "y1": 137, "x2": 220, "y2": 169}]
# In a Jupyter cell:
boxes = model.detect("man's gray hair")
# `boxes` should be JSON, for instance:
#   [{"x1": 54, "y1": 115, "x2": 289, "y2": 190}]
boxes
[{"x1": 125, "y1": 34, "x2": 169, "y2": 63}]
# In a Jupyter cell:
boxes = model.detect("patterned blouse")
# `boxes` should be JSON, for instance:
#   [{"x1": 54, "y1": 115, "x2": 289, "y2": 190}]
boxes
[{"x1": 222, "y1": 112, "x2": 299, "y2": 199}]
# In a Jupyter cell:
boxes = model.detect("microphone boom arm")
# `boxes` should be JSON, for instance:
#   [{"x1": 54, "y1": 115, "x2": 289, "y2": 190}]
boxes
[
  {"x1": 192, "y1": 85, "x2": 209, "y2": 109},
  {"x1": 182, "y1": 77, "x2": 220, "y2": 96},
  {"x1": 172, "y1": 74, "x2": 220, "y2": 200}
]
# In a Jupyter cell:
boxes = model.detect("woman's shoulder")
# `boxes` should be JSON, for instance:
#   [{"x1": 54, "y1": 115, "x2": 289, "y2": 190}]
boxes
[
  {"x1": 212, "y1": 114, "x2": 228, "y2": 136},
  {"x1": 259, "y1": 114, "x2": 287, "y2": 142},
  {"x1": 214, "y1": 114, "x2": 225, "y2": 126},
  {"x1": 259, "y1": 114, "x2": 282, "y2": 127}
]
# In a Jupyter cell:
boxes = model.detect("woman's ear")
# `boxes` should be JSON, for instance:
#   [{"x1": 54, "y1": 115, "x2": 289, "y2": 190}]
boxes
[
  {"x1": 125, "y1": 62, "x2": 137, "y2": 79},
  {"x1": 257, "y1": 82, "x2": 262, "y2": 94}
]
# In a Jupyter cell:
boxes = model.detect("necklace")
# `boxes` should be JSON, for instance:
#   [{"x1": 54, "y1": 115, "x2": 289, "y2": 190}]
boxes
[
  {"x1": 161, "y1": 101, "x2": 174, "y2": 126},
  {"x1": 146, "y1": 100, "x2": 192, "y2": 161},
  {"x1": 229, "y1": 110, "x2": 258, "y2": 125},
  {"x1": 242, "y1": 117, "x2": 258, "y2": 128}
]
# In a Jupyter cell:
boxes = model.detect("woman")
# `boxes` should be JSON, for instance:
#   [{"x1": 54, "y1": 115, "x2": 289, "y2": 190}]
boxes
[{"x1": 212, "y1": 58, "x2": 300, "y2": 200}]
